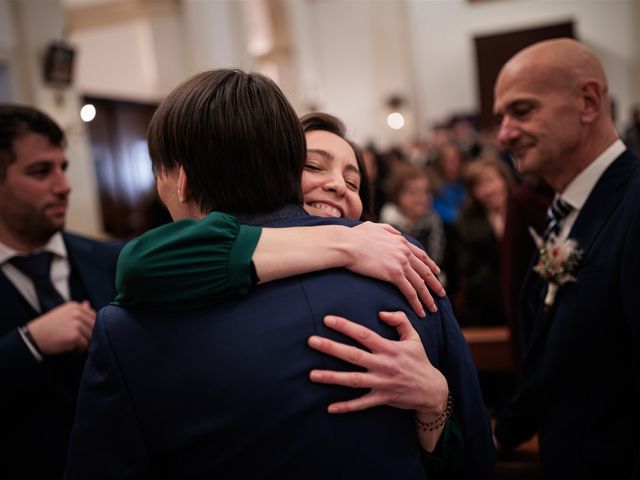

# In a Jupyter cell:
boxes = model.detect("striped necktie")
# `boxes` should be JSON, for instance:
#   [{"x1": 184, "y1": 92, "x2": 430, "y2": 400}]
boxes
[{"x1": 543, "y1": 197, "x2": 573, "y2": 240}]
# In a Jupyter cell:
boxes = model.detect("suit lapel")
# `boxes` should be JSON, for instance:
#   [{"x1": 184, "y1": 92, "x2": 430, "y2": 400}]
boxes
[
  {"x1": 568, "y1": 151, "x2": 637, "y2": 257},
  {"x1": 63, "y1": 234, "x2": 110, "y2": 309},
  {"x1": 522, "y1": 151, "x2": 638, "y2": 361},
  {"x1": 0, "y1": 271, "x2": 39, "y2": 329}
]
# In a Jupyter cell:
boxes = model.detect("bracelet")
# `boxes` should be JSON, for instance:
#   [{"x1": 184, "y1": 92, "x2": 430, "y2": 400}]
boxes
[{"x1": 414, "y1": 392, "x2": 453, "y2": 432}]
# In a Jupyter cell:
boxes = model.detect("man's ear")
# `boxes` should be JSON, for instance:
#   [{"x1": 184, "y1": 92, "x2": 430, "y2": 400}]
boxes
[
  {"x1": 177, "y1": 166, "x2": 191, "y2": 204},
  {"x1": 579, "y1": 79, "x2": 603, "y2": 124}
]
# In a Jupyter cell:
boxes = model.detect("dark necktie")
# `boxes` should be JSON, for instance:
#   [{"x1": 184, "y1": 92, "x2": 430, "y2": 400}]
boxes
[
  {"x1": 543, "y1": 197, "x2": 573, "y2": 240},
  {"x1": 9, "y1": 252, "x2": 65, "y2": 313}
]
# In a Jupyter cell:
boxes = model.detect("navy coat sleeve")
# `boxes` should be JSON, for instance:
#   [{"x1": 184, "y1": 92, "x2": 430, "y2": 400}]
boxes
[
  {"x1": 0, "y1": 328, "x2": 56, "y2": 407},
  {"x1": 66, "y1": 308, "x2": 151, "y2": 479},
  {"x1": 621, "y1": 203, "x2": 640, "y2": 478},
  {"x1": 431, "y1": 296, "x2": 496, "y2": 479}
]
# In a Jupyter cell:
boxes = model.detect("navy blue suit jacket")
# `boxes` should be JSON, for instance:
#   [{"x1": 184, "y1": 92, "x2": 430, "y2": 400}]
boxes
[
  {"x1": 495, "y1": 150, "x2": 640, "y2": 479},
  {"x1": 0, "y1": 232, "x2": 122, "y2": 479},
  {"x1": 67, "y1": 207, "x2": 494, "y2": 479}
]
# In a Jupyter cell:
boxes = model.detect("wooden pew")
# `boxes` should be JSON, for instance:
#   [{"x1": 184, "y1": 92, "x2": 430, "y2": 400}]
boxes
[
  {"x1": 463, "y1": 326, "x2": 541, "y2": 479},
  {"x1": 462, "y1": 326, "x2": 515, "y2": 373}
]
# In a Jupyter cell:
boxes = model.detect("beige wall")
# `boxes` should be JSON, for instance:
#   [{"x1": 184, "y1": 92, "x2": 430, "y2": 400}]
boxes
[
  {"x1": 65, "y1": 0, "x2": 639, "y2": 140},
  {"x1": 407, "y1": 0, "x2": 636, "y2": 130}
]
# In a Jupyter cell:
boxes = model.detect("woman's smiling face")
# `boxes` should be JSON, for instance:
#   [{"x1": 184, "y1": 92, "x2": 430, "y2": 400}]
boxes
[{"x1": 301, "y1": 130, "x2": 363, "y2": 220}]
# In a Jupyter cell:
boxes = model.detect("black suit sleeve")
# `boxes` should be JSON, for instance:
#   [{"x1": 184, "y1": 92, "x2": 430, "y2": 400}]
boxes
[
  {"x1": 66, "y1": 309, "x2": 151, "y2": 479},
  {"x1": 436, "y1": 297, "x2": 496, "y2": 479},
  {"x1": 620, "y1": 204, "x2": 640, "y2": 478},
  {"x1": 0, "y1": 327, "x2": 55, "y2": 407},
  {"x1": 493, "y1": 383, "x2": 540, "y2": 448}
]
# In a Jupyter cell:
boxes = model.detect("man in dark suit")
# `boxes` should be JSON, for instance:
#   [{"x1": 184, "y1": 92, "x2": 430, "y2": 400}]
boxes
[
  {"x1": 67, "y1": 69, "x2": 494, "y2": 479},
  {"x1": 493, "y1": 39, "x2": 640, "y2": 479},
  {"x1": 0, "y1": 105, "x2": 122, "y2": 479}
]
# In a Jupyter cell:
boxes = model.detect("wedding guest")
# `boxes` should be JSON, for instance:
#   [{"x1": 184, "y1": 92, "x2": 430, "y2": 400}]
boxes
[
  {"x1": 380, "y1": 164, "x2": 446, "y2": 267},
  {"x1": 493, "y1": 39, "x2": 640, "y2": 479},
  {"x1": 0, "y1": 105, "x2": 122, "y2": 479},
  {"x1": 430, "y1": 142, "x2": 466, "y2": 301},
  {"x1": 431, "y1": 142, "x2": 466, "y2": 226},
  {"x1": 67, "y1": 70, "x2": 494, "y2": 479},
  {"x1": 456, "y1": 156, "x2": 514, "y2": 327},
  {"x1": 113, "y1": 111, "x2": 468, "y2": 476}
]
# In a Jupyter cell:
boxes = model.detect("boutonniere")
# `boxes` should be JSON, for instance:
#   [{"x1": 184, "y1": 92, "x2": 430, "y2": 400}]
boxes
[{"x1": 528, "y1": 227, "x2": 583, "y2": 312}]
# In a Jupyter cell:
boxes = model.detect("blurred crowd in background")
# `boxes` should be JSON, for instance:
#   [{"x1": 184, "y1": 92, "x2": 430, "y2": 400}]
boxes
[{"x1": 357, "y1": 107, "x2": 640, "y2": 335}]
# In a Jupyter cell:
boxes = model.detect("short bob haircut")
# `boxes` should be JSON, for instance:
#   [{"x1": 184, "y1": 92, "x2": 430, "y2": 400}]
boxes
[
  {"x1": 385, "y1": 163, "x2": 433, "y2": 206},
  {"x1": 148, "y1": 69, "x2": 305, "y2": 214},
  {"x1": 299, "y1": 112, "x2": 373, "y2": 221},
  {"x1": 0, "y1": 104, "x2": 65, "y2": 179},
  {"x1": 461, "y1": 155, "x2": 515, "y2": 212}
]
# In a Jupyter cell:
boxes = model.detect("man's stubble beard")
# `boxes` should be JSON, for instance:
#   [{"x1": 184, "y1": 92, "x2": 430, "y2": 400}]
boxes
[{"x1": 0, "y1": 202, "x2": 64, "y2": 248}]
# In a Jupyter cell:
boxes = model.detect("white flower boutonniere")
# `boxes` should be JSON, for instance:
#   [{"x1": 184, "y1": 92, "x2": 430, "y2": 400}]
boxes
[{"x1": 528, "y1": 227, "x2": 583, "y2": 312}]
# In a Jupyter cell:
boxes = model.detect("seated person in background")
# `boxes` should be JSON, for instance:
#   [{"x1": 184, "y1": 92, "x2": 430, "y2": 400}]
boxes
[
  {"x1": 379, "y1": 164, "x2": 446, "y2": 269},
  {"x1": 456, "y1": 156, "x2": 516, "y2": 415},
  {"x1": 114, "y1": 112, "x2": 467, "y2": 476},
  {"x1": 455, "y1": 156, "x2": 514, "y2": 327},
  {"x1": 429, "y1": 141, "x2": 466, "y2": 300},
  {"x1": 67, "y1": 70, "x2": 494, "y2": 479},
  {"x1": 431, "y1": 141, "x2": 466, "y2": 226}
]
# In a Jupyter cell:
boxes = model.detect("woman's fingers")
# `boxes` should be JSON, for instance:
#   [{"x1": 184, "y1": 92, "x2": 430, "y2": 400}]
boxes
[
  {"x1": 378, "y1": 222, "x2": 401, "y2": 235},
  {"x1": 346, "y1": 222, "x2": 445, "y2": 315},
  {"x1": 378, "y1": 311, "x2": 421, "y2": 343},
  {"x1": 394, "y1": 275, "x2": 426, "y2": 317},
  {"x1": 326, "y1": 392, "x2": 384, "y2": 414},
  {"x1": 403, "y1": 264, "x2": 436, "y2": 314},
  {"x1": 307, "y1": 334, "x2": 378, "y2": 371},
  {"x1": 418, "y1": 247, "x2": 441, "y2": 276},
  {"x1": 320, "y1": 315, "x2": 395, "y2": 353},
  {"x1": 407, "y1": 244, "x2": 445, "y2": 298},
  {"x1": 309, "y1": 370, "x2": 384, "y2": 390},
  {"x1": 308, "y1": 311, "x2": 447, "y2": 416}
]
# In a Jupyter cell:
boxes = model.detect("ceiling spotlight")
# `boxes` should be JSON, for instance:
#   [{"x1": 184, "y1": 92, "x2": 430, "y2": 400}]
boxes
[
  {"x1": 80, "y1": 104, "x2": 96, "y2": 122},
  {"x1": 387, "y1": 112, "x2": 405, "y2": 130}
]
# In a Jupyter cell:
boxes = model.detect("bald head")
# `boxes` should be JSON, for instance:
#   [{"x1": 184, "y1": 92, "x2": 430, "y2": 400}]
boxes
[
  {"x1": 498, "y1": 39, "x2": 608, "y2": 99},
  {"x1": 493, "y1": 39, "x2": 618, "y2": 192}
]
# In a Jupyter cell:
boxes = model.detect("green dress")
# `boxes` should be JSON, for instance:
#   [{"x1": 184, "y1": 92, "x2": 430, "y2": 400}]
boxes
[
  {"x1": 114, "y1": 211, "x2": 463, "y2": 477},
  {"x1": 114, "y1": 211, "x2": 261, "y2": 309}
]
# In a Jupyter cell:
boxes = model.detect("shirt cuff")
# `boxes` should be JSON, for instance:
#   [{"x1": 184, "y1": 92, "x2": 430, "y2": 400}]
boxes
[
  {"x1": 227, "y1": 224, "x2": 262, "y2": 295},
  {"x1": 18, "y1": 326, "x2": 43, "y2": 362}
]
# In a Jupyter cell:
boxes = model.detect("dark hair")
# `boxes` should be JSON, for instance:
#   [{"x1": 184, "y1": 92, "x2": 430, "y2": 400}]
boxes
[
  {"x1": 148, "y1": 69, "x2": 305, "y2": 214},
  {"x1": 300, "y1": 112, "x2": 373, "y2": 221},
  {"x1": 462, "y1": 155, "x2": 514, "y2": 212},
  {"x1": 0, "y1": 104, "x2": 65, "y2": 179},
  {"x1": 385, "y1": 163, "x2": 432, "y2": 205}
]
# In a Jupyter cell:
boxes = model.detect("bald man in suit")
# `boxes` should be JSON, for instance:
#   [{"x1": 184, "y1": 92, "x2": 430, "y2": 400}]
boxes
[{"x1": 493, "y1": 39, "x2": 640, "y2": 479}]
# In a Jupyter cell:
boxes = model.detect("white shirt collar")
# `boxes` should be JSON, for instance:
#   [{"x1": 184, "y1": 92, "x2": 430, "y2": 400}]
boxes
[
  {"x1": 0, "y1": 231, "x2": 68, "y2": 264},
  {"x1": 560, "y1": 139, "x2": 626, "y2": 210}
]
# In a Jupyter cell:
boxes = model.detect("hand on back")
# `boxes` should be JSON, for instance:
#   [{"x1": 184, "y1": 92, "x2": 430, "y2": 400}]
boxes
[
  {"x1": 346, "y1": 222, "x2": 445, "y2": 316},
  {"x1": 308, "y1": 311, "x2": 448, "y2": 417}
]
